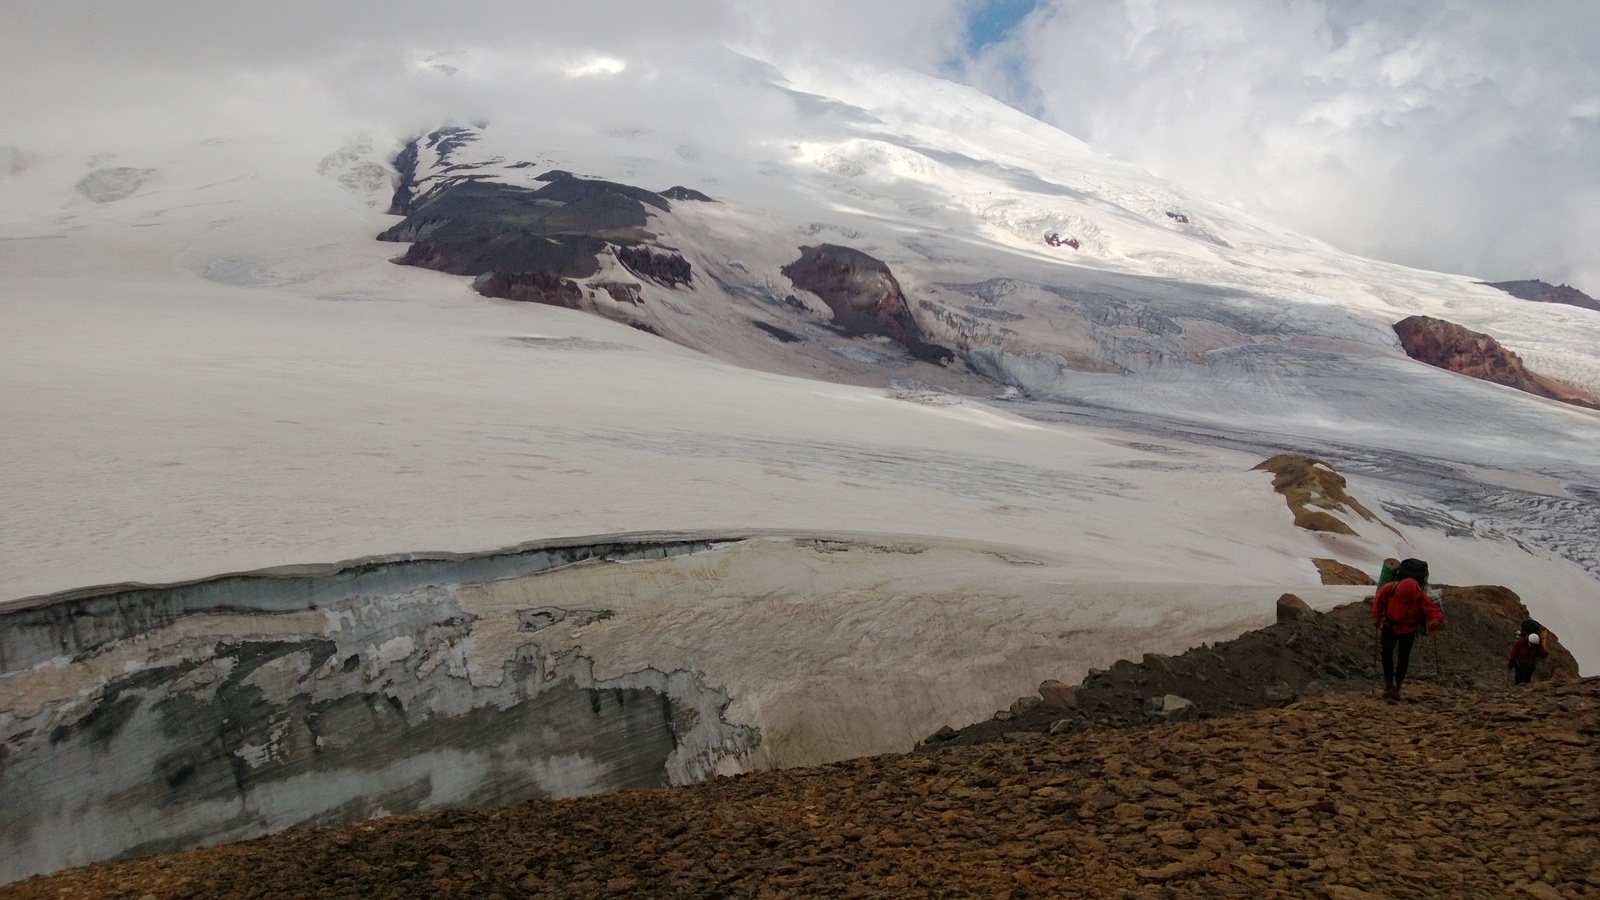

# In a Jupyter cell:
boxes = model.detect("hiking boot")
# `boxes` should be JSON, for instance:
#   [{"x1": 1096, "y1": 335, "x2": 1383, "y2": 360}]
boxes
[{"x1": 1382, "y1": 683, "x2": 1399, "y2": 702}]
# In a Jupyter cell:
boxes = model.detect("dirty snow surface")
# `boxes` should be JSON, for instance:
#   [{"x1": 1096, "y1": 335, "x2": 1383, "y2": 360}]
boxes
[{"x1": 1, "y1": 51, "x2": 1598, "y2": 851}]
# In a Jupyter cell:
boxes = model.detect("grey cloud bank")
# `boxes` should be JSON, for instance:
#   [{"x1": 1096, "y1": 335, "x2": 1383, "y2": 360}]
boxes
[{"x1": 3, "y1": 0, "x2": 1595, "y2": 292}]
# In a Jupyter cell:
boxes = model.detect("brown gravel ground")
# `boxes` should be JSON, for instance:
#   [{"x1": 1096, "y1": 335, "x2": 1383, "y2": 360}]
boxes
[{"x1": 6, "y1": 678, "x2": 1598, "y2": 900}]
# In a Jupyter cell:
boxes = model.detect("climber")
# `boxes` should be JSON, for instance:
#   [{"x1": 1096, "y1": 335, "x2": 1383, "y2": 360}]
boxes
[
  {"x1": 1371, "y1": 558, "x2": 1445, "y2": 701},
  {"x1": 1508, "y1": 623, "x2": 1548, "y2": 685},
  {"x1": 1370, "y1": 558, "x2": 1400, "y2": 670}
]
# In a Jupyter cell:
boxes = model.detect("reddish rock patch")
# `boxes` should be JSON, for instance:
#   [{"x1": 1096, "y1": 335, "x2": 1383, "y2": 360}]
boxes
[
  {"x1": 781, "y1": 245, "x2": 953, "y2": 364},
  {"x1": 1393, "y1": 315, "x2": 1600, "y2": 409}
]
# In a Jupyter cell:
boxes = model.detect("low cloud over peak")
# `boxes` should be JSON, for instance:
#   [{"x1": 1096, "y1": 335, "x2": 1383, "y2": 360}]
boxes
[{"x1": 959, "y1": 0, "x2": 1600, "y2": 292}]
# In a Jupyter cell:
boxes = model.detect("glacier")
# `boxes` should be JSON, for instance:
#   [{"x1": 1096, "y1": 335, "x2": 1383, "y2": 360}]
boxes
[{"x1": 1, "y1": 51, "x2": 1596, "y2": 881}]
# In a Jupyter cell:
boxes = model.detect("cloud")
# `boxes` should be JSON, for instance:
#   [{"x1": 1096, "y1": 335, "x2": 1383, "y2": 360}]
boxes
[
  {"x1": 961, "y1": 0, "x2": 1600, "y2": 291},
  {"x1": 0, "y1": 1, "x2": 977, "y2": 157},
  {"x1": 6, "y1": 1, "x2": 1594, "y2": 293}
]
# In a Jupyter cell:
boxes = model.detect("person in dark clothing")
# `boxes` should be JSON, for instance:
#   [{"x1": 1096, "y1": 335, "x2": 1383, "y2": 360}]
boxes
[
  {"x1": 1371, "y1": 558, "x2": 1445, "y2": 701},
  {"x1": 1509, "y1": 630, "x2": 1548, "y2": 684}
]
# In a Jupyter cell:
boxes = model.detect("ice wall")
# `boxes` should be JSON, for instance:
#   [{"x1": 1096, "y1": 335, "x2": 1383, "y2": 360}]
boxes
[{"x1": 0, "y1": 535, "x2": 758, "y2": 884}]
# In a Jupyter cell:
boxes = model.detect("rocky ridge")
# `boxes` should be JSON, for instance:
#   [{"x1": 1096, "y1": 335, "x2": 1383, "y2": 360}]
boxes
[
  {"x1": 7, "y1": 679, "x2": 1596, "y2": 899},
  {"x1": 922, "y1": 583, "x2": 1576, "y2": 749},
  {"x1": 1483, "y1": 280, "x2": 1600, "y2": 314}
]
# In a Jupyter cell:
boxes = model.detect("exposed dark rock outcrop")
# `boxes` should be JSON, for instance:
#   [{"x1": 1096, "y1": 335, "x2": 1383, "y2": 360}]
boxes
[
  {"x1": 616, "y1": 246, "x2": 692, "y2": 288},
  {"x1": 1393, "y1": 315, "x2": 1600, "y2": 409},
  {"x1": 386, "y1": 139, "x2": 421, "y2": 215},
  {"x1": 1482, "y1": 279, "x2": 1600, "y2": 313},
  {"x1": 595, "y1": 282, "x2": 643, "y2": 305},
  {"x1": 472, "y1": 271, "x2": 585, "y2": 308},
  {"x1": 388, "y1": 127, "x2": 484, "y2": 215},
  {"x1": 378, "y1": 167, "x2": 713, "y2": 330},
  {"x1": 660, "y1": 186, "x2": 715, "y2": 202},
  {"x1": 780, "y1": 244, "x2": 953, "y2": 364},
  {"x1": 399, "y1": 233, "x2": 608, "y2": 279},
  {"x1": 378, "y1": 176, "x2": 661, "y2": 249},
  {"x1": 751, "y1": 321, "x2": 803, "y2": 343}
]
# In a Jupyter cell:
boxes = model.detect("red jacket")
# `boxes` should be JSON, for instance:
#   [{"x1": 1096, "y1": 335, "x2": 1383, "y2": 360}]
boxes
[
  {"x1": 1372, "y1": 578, "x2": 1445, "y2": 634},
  {"x1": 1509, "y1": 636, "x2": 1548, "y2": 667}
]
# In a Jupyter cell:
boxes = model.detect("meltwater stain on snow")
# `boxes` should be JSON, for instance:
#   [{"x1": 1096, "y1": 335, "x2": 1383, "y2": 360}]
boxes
[
  {"x1": 203, "y1": 258, "x2": 293, "y2": 287},
  {"x1": 317, "y1": 291, "x2": 391, "y2": 302},
  {"x1": 75, "y1": 167, "x2": 155, "y2": 203},
  {"x1": 508, "y1": 336, "x2": 640, "y2": 352}
]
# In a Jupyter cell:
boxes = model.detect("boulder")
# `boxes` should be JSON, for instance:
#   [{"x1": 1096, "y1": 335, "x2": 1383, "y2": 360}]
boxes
[
  {"x1": 1038, "y1": 680, "x2": 1079, "y2": 711},
  {"x1": 1277, "y1": 593, "x2": 1316, "y2": 623},
  {"x1": 1144, "y1": 694, "x2": 1196, "y2": 722},
  {"x1": 1009, "y1": 696, "x2": 1042, "y2": 717},
  {"x1": 1264, "y1": 682, "x2": 1296, "y2": 704}
]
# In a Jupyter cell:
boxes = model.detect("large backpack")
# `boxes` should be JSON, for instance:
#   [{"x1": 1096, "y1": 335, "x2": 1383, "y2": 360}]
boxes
[
  {"x1": 1377, "y1": 579, "x2": 1425, "y2": 630},
  {"x1": 1395, "y1": 558, "x2": 1429, "y2": 584},
  {"x1": 1520, "y1": 618, "x2": 1543, "y2": 638}
]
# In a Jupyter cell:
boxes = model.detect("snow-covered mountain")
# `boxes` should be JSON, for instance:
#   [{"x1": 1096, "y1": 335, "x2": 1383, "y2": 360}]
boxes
[{"x1": 1, "y1": 52, "x2": 1597, "y2": 881}]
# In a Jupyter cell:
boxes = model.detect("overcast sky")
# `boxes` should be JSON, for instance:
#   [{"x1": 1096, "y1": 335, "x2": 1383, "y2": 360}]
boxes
[{"x1": 4, "y1": 0, "x2": 1596, "y2": 292}]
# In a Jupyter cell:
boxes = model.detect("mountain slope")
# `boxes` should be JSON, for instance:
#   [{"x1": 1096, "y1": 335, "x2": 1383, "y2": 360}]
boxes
[
  {"x1": 8, "y1": 678, "x2": 1597, "y2": 899},
  {"x1": 2, "y1": 50, "x2": 1599, "y2": 884}
]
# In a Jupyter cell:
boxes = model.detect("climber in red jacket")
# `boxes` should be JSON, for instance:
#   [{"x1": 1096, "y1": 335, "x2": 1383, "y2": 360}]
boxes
[
  {"x1": 1508, "y1": 630, "x2": 1548, "y2": 684},
  {"x1": 1371, "y1": 558, "x2": 1446, "y2": 701}
]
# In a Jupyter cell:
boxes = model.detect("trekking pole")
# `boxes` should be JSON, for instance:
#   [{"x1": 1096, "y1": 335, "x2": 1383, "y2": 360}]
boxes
[{"x1": 1432, "y1": 631, "x2": 1442, "y2": 676}]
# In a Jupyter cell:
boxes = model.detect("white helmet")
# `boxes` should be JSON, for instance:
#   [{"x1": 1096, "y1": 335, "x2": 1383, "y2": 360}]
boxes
[{"x1": 1527, "y1": 632, "x2": 1541, "y2": 646}]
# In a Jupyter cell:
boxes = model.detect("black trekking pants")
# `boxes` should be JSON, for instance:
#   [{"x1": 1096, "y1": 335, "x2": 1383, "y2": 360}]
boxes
[
  {"x1": 1513, "y1": 663, "x2": 1535, "y2": 684},
  {"x1": 1381, "y1": 626, "x2": 1417, "y2": 685}
]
